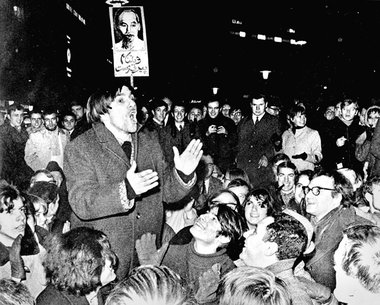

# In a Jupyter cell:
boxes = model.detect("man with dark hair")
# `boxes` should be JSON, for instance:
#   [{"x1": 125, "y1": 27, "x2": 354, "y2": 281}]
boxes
[
  {"x1": 25, "y1": 107, "x2": 69, "y2": 171},
  {"x1": 187, "y1": 102, "x2": 203, "y2": 123},
  {"x1": 64, "y1": 85, "x2": 203, "y2": 279},
  {"x1": 70, "y1": 100, "x2": 91, "y2": 140},
  {"x1": 198, "y1": 98, "x2": 237, "y2": 174},
  {"x1": 0, "y1": 104, "x2": 33, "y2": 190},
  {"x1": 160, "y1": 204, "x2": 246, "y2": 304},
  {"x1": 160, "y1": 100, "x2": 200, "y2": 167},
  {"x1": 144, "y1": 97, "x2": 168, "y2": 131},
  {"x1": 304, "y1": 169, "x2": 372, "y2": 291},
  {"x1": 26, "y1": 108, "x2": 44, "y2": 135},
  {"x1": 61, "y1": 111, "x2": 76, "y2": 137},
  {"x1": 236, "y1": 93, "x2": 282, "y2": 189},
  {"x1": 322, "y1": 98, "x2": 365, "y2": 173},
  {"x1": 240, "y1": 213, "x2": 337, "y2": 305}
]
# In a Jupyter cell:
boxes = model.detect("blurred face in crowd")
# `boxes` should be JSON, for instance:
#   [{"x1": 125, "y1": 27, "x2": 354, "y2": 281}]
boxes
[
  {"x1": 251, "y1": 98, "x2": 266, "y2": 117},
  {"x1": 33, "y1": 199, "x2": 48, "y2": 229},
  {"x1": 101, "y1": 258, "x2": 117, "y2": 286},
  {"x1": 140, "y1": 106, "x2": 149, "y2": 124},
  {"x1": 152, "y1": 106, "x2": 167, "y2": 124},
  {"x1": 44, "y1": 113, "x2": 58, "y2": 131},
  {"x1": 63, "y1": 114, "x2": 76, "y2": 132},
  {"x1": 202, "y1": 155, "x2": 215, "y2": 179},
  {"x1": 221, "y1": 104, "x2": 231, "y2": 117},
  {"x1": 0, "y1": 197, "x2": 26, "y2": 240},
  {"x1": 335, "y1": 102, "x2": 342, "y2": 117},
  {"x1": 118, "y1": 10, "x2": 141, "y2": 42},
  {"x1": 30, "y1": 113, "x2": 43, "y2": 129},
  {"x1": 207, "y1": 101, "x2": 220, "y2": 119},
  {"x1": 173, "y1": 106, "x2": 186, "y2": 124},
  {"x1": 105, "y1": 86, "x2": 138, "y2": 134},
  {"x1": 50, "y1": 171, "x2": 63, "y2": 187},
  {"x1": 188, "y1": 107, "x2": 202, "y2": 122},
  {"x1": 341, "y1": 103, "x2": 358, "y2": 122},
  {"x1": 71, "y1": 105, "x2": 84, "y2": 121},
  {"x1": 295, "y1": 174, "x2": 311, "y2": 204},
  {"x1": 324, "y1": 106, "x2": 335, "y2": 121},
  {"x1": 163, "y1": 97, "x2": 173, "y2": 113},
  {"x1": 277, "y1": 167, "x2": 296, "y2": 193},
  {"x1": 229, "y1": 185, "x2": 249, "y2": 205},
  {"x1": 291, "y1": 112, "x2": 307, "y2": 128},
  {"x1": 210, "y1": 191, "x2": 239, "y2": 211},
  {"x1": 367, "y1": 111, "x2": 380, "y2": 128},
  {"x1": 266, "y1": 105, "x2": 280, "y2": 117},
  {"x1": 9, "y1": 109, "x2": 24, "y2": 128},
  {"x1": 244, "y1": 195, "x2": 268, "y2": 228},
  {"x1": 359, "y1": 108, "x2": 367, "y2": 126},
  {"x1": 230, "y1": 109, "x2": 243, "y2": 125}
]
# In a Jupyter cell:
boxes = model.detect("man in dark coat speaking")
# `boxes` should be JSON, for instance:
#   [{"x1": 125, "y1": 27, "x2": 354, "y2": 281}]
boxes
[{"x1": 64, "y1": 85, "x2": 203, "y2": 278}]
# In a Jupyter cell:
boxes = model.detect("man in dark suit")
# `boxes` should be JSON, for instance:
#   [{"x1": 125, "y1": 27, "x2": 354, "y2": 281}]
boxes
[
  {"x1": 0, "y1": 104, "x2": 33, "y2": 190},
  {"x1": 236, "y1": 93, "x2": 282, "y2": 189}
]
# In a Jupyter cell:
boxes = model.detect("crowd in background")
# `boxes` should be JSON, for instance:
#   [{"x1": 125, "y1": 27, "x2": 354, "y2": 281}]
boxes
[{"x1": 0, "y1": 86, "x2": 380, "y2": 305}]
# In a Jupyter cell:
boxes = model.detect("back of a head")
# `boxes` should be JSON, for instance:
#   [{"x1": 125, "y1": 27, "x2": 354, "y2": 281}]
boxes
[
  {"x1": 27, "y1": 181, "x2": 58, "y2": 205},
  {"x1": 0, "y1": 279, "x2": 34, "y2": 305},
  {"x1": 44, "y1": 226, "x2": 117, "y2": 296},
  {"x1": 218, "y1": 266, "x2": 291, "y2": 305},
  {"x1": 105, "y1": 265, "x2": 195, "y2": 305},
  {"x1": 266, "y1": 213, "x2": 308, "y2": 260},
  {"x1": 225, "y1": 167, "x2": 251, "y2": 186},
  {"x1": 341, "y1": 224, "x2": 380, "y2": 293}
]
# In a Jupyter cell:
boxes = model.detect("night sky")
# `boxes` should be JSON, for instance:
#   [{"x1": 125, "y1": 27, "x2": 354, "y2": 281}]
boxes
[{"x1": 2, "y1": 0, "x2": 380, "y2": 109}]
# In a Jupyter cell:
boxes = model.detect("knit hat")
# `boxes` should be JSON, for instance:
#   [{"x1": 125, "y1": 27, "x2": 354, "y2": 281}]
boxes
[{"x1": 283, "y1": 209, "x2": 315, "y2": 255}]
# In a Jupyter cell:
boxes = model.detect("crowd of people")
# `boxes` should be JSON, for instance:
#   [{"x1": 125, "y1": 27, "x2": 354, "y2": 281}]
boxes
[{"x1": 0, "y1": 85, "x2": 380, "y2": 305}]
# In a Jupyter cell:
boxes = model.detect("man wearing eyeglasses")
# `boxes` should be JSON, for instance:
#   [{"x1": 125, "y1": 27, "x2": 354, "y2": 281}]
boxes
[{"x1": 304, "y1": 170, "x2": 371, "y2": 291}]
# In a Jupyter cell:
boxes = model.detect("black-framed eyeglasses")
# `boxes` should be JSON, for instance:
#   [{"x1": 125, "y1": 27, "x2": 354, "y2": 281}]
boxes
[{"x1": 302, "y1": 186, "x2": 335, "y2": 196}]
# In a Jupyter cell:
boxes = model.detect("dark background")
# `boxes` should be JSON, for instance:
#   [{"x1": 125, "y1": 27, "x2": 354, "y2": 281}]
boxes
[{"x1": 2, "y1": 0, "x2": 380, "y2": 110}]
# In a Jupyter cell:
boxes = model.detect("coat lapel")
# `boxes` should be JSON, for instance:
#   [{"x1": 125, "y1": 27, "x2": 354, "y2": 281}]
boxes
[{"x1": 93, "y1": 123, "x2": 130, "y2": 166}]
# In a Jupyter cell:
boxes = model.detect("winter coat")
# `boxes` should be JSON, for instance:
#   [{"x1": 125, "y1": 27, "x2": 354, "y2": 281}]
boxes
[
  {"x1": 63, "y1": 122, "x2": 195, "y2": 279},
  {"x1": 236, "y1": 114, "x2": 282, "y2": 189}
]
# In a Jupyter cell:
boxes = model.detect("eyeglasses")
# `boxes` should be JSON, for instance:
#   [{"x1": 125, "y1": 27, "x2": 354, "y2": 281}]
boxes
[{"x1": 302, "y1": 186, "x2": 335, "y2": 196}]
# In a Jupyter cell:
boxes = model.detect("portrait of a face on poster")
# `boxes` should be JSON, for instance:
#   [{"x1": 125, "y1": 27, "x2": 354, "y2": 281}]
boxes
[{"x1": 109, "y1": 6, "x2": 149, "y2": 77}]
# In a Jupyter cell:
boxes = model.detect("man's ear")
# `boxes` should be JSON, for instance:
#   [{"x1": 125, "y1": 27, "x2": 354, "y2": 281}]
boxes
[{"x1": 264, "y1": 241, "x2": 278, "y2": 257}]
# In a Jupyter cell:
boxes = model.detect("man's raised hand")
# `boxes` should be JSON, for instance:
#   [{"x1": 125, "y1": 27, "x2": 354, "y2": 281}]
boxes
[
  {"x1": 126, "y1": 161, "x2": 159, "y2": 195},
  {"x1": 173, "y1": 139, "x2": 203, "y2": 175}
]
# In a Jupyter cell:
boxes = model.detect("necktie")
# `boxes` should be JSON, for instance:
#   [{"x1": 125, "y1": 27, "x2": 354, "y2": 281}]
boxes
[
  {"x1": 254, "y1": 116, "x2": 258, "y2": 125},
  {"x1": 122, "y1": 141, "x2": 132, "y2": 159}
]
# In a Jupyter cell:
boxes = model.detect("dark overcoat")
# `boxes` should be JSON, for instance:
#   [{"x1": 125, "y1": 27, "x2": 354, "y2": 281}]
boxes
[
  {"x1": 64, "y1": 122, "x2": 194, "y2": 278},
  {"x1": 236, "y1": 114, "x2": 281, "y2": 188}
]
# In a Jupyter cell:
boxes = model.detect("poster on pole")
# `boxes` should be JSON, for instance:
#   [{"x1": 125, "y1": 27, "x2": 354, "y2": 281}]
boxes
[{"x1": 109, "y1": 6, "x2": 149, "y2": 77}]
